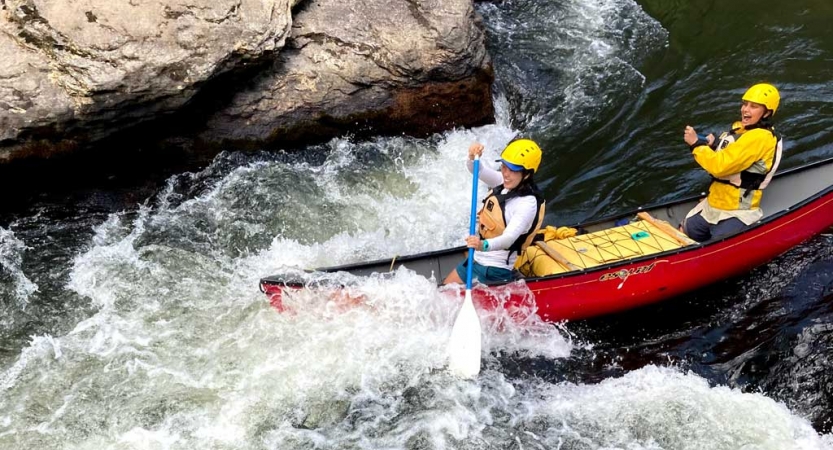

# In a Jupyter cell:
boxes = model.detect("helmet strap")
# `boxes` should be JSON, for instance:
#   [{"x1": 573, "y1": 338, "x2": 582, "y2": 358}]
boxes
[{"x1": 745, "y1": 117, "x2": 775, "y2": 136}]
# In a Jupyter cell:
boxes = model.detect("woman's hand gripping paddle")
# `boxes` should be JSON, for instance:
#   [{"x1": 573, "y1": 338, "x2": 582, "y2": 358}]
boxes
[{"x1": 447, "y1": 155, "x2": 482, "y2": 379}]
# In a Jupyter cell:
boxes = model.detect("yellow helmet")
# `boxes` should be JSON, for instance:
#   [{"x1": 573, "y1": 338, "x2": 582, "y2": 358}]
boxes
[
  {"x1": 500, "y1": 139, "x2": 542, "y2": 173},
  {"x1": 742, "y1": 83, "x2": 780, "y2": 115}
]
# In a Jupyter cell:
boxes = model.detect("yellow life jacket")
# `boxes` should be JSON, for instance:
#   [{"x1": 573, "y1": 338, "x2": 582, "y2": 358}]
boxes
[
  {"x1": 478, "y1": 184, "x2": 546, "y2": 261},
  {"x1": 710, "y1": 123, "x2": 781, "y2": 199}
]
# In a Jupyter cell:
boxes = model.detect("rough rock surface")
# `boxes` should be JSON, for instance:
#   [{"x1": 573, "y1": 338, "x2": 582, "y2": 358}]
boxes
[
  {"x1": 1, "y1": 0, "x2": 296, "y2": 161},
  {"x1": 0, "y1": 0, "x2": 493, "y2": 165},
  {"x1": 198, "y1": 0, "x2": 494, "y2": 148}
]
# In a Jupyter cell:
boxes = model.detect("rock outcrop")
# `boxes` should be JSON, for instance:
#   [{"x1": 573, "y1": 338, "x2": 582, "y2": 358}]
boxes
[
  {"x1": 0, "y1": 0, "x2": 493, "y2": 164},
  {"x1": 197, "y1": 0, "x2": 494, "y2": 148}
]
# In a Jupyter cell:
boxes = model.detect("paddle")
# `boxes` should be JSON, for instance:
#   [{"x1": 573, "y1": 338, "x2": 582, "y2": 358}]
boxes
[{"x1": 447, "y1": 155, "x2": 482, "y2": 379}]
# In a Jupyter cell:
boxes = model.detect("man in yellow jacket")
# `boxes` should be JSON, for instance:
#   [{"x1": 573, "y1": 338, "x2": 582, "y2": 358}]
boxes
[{"x1": 681, "y1": 83, "x2": 783, "y2": 242}]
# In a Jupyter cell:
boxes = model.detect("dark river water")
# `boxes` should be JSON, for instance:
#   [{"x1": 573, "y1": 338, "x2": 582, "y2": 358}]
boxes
[{"x1": 1, "y1": 0, "x2": 833, "y2": 449}]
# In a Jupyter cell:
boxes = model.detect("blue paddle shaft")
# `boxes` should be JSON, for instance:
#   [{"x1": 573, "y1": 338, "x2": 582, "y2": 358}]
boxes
[{"x1": 466, "y1": 157, "x2": 480, "y2": 290}]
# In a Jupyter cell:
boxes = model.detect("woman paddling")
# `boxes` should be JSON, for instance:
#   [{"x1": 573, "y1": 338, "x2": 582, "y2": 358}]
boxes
[
  {"x1": 442, "y1": 139, "x2": 545, "y2": 285},
  {"x1": 681, "y1": 83, "x2": 783, "y2": 242}
]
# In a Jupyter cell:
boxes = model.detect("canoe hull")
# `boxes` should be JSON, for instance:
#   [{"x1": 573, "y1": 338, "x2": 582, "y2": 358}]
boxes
[
  {"x1": 260, "y1": 157, "x2": 833, "y2": 322},
  {"x1": 525, "y1": 189, "x2": 833, "y2": 321}
]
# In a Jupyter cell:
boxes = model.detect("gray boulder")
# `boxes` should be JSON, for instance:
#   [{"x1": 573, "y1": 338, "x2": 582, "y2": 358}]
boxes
[
  {"x1": 0, "y1": 0, "x2": 493, "y2": 164},
  {"x1": 197, "y1": 0, "x2": 494, "y2": 148},
  {"x1": 1, "y1": 0, "x2": 296, "y2": 161}
]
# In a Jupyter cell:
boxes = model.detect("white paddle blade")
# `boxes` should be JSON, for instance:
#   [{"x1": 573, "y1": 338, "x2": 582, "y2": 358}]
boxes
[{"x1": 447, "y1": 291, "x2": 482, "y2": 378}]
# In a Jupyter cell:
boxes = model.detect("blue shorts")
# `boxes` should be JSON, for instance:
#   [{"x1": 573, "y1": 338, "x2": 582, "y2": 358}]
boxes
[{"x1": 455, "y1": 259, "x2": 515, "y2": 285}]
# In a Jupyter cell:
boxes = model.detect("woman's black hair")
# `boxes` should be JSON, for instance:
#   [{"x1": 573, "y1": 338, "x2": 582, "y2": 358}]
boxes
[{"x1": 514, "y1": 170, "x2": 540, "y2": 197}]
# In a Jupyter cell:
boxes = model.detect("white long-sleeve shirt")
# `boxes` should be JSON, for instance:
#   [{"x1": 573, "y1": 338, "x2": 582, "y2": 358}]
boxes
[{"x1": 466, "y1": 160, "x2": 538, "y2": 270}]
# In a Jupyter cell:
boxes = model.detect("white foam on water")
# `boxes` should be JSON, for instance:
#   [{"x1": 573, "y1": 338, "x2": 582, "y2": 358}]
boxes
[
  {"x1": 0, "y1": 334, "x2": 62, "y2": 393},
  {"x1": 0, "y1": 122, "x2": 579, "y2": 449},
  {"x1": 499, "y1": 365, "x2": 832, "y2": 450},
  {"x1": 0, "y1": 227, "x2": 38, "y2": 305},
  {"x1": 477, "y1": 0, "x2": 668, "y2": 133}
]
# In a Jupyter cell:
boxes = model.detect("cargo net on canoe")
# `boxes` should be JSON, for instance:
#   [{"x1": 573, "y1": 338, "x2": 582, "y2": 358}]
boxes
[{"x1": 515, "y1": 212, "x2": 698, "y2": 277}]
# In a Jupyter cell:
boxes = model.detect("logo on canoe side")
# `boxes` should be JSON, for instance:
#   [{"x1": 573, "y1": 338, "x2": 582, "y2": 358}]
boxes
[{"x1": 599, "y1": 260, "x2": 666, "y2": 282}]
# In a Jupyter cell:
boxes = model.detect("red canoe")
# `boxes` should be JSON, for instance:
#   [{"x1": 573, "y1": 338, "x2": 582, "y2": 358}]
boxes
[{"x1": 260, "y1": 157, "x2": 833, "y2": 322}]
